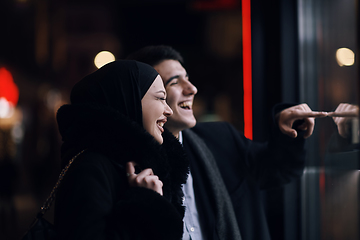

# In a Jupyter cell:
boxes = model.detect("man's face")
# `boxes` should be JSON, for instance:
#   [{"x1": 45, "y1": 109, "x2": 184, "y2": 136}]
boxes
[{"x1": 153, "y1": 60, "x2": 198, "y2": 136}]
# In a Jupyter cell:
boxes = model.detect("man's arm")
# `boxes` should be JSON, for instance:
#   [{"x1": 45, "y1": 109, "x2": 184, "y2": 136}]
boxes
[
  {"x1": 276, "y1": 103, "x2": 328, "y2": 138},
  {"x1": 190, "y1": 103, "x2": 326, "y2": 190}
]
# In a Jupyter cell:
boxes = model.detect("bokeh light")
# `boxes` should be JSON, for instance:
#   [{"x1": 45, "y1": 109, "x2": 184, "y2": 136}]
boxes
[
  {"x1": 336, "y1": 48, "x2": 355, "y2": 67},
  {"x1": 94, "y1": 51, "x2": 115, "y2": 69},
  {"x1": 0, "y1": 97, "x2": 15, "y2": 118}
]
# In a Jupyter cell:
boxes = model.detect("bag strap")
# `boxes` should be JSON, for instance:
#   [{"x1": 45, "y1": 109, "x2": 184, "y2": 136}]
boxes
[{"x1": 37, "y1": 149, "x2": 86, "y2": 218}]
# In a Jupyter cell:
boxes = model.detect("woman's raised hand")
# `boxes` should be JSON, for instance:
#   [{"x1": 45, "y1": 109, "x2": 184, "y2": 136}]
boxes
[{"x1": 126, "y1": 161, "x2": 163, "y2": 196}]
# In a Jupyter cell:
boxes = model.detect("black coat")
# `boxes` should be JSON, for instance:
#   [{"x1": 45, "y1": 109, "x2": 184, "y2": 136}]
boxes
[
  {"x1": 55, "y1": 104, "x2": 189, "y2": 240},
  {"x1": 183, "y1": 121, "x2": 306, "y2": 240}
]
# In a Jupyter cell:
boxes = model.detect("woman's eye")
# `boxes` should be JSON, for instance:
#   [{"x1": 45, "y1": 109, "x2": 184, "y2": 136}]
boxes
[{"x1": 157, "y1": 97, "x2": 166, "y2": 101}]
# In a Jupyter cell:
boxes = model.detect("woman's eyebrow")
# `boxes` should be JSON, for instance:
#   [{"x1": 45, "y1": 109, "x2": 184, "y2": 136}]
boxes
[{"x1": 156, "y1": 90, "x2": 166, "y2": 95}]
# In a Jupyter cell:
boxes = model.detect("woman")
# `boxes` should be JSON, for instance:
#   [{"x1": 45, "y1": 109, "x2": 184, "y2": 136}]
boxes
[{"x1": 54, "y1": 60, "x2": 189, "y2": 239}]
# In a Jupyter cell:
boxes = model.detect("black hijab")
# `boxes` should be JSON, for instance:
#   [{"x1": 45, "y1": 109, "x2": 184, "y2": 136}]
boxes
[{"x1": 69, "y1": 60, "x2": 158, "y2": 127}]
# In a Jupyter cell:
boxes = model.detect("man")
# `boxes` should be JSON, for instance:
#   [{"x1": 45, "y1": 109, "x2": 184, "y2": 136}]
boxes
[{"x1": 127, "y1": 46, "x2": 327, "y2": 240}]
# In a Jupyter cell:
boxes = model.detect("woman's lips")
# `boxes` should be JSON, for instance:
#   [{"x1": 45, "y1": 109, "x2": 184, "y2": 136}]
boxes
[{"x1": 156, "y1": 119, "x2": 166, "y2": 133}]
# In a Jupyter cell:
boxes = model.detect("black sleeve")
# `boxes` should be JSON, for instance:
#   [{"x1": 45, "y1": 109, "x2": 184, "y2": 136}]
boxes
[
  {"x1": 192, "y1": 118, "x2": 306, "y2": 190},
  {"x1": 55, "y1": 153, "x2": 183, "y2": 240},
  {"x1": 55, "y1": 153, "x2": 123, "y2": 240},
  {"x1": 227, "y1": 115, "x2": 306, "y2": 189},
  {"x1": 115, "y1": 187, "x2": 183, "y2": 240}
]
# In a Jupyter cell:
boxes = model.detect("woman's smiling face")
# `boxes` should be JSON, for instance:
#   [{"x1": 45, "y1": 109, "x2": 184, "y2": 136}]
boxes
[{"x1": 141, "y1": 75, "x2": 173, "y2": 144}]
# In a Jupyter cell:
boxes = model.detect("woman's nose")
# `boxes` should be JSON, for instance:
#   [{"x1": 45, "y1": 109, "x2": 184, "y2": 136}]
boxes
[{"x1": 164, "y1": 102, "x2": 173, "y2": 116}]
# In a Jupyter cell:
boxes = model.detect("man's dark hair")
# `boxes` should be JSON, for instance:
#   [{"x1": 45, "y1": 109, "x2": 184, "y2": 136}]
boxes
[{"x1": 126, "y1": 45, "x2": 184, "y2": 67}]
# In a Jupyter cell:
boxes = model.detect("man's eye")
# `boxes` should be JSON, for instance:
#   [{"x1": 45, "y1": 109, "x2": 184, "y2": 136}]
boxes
[
  {"x1": 157, "y1": 97, "x2": 166, "y2": 101},
  {"x1": 169, "y1": 81, "x2": 178, "y2": 86}
]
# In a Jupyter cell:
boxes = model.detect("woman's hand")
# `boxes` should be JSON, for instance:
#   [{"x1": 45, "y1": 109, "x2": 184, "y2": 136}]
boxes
[{"x1": 126, "y1": 161, "x2": 163, "y2": 196}]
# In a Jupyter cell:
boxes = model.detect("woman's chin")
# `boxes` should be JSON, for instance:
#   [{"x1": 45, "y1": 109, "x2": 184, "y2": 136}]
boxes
[{"x1": 153, "y1": 133, "x2": 163, "y2": 144}]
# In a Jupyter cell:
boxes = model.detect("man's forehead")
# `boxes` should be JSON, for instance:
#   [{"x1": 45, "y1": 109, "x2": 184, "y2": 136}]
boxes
[{"x1": 155, "y1": 59, "x2": 187, "y2": 76}]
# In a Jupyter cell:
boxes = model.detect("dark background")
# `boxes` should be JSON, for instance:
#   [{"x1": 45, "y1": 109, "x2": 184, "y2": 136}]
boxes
[{"x1": 0, "y1": 0, "x2": 301, "y2": 239}]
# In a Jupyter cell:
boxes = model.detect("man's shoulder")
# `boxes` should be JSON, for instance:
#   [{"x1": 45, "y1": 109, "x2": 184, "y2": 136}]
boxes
[
  {"x1": 192, "y1": 121, "x2": 233, "y2": 132},
  {"x1": 192, "y1": 121, "x2": 231, "y2": 130},
  {"x1": 185, "y1": 121, "x2": 238, "y2": 139}
]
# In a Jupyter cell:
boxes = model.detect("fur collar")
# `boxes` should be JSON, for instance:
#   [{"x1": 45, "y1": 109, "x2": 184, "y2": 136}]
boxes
[{"x1": 57, "y1": 103, "x2": 189, "y2": 213}]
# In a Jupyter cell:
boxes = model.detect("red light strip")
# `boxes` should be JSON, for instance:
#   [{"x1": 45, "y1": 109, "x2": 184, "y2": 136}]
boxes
[
  {"x1": 0, "y1": 67, "x2": 19, "y2": 106},
  {"x1": 242, "y1": 0, "x2": 253, "y2": 139}
]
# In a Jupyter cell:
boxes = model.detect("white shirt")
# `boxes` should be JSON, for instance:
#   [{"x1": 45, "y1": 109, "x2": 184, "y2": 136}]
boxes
[{"x1": 179, "y1": 131, "x2": 204, "y2": 240}]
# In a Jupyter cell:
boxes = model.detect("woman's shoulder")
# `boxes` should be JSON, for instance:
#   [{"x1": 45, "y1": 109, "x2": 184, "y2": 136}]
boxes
[
  {"x1": 59, "y1": 149, "x2": 126, "y2": 203},
  {"x1": 66, "y1": 150, "x2": 125, "y2": 180}
]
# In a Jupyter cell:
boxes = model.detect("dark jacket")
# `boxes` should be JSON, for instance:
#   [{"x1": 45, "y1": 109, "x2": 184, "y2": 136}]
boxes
[
  {"x1": 55, "y1": 103, "x2": 189, "y2": 240},
  {"x1": 183, "y1": 121, "x2": 306, "y2": 240}
]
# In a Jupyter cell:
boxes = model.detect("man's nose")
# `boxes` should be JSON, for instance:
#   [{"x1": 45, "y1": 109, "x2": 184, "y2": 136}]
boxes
[{"x1": 183, "y1": 81, "x2": 198, "y2": 95}]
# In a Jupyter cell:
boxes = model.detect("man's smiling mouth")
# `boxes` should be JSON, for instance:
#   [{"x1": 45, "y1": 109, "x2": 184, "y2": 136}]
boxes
[{"x1": 179, "y1": 101, "x2": 192, "y2": 110}]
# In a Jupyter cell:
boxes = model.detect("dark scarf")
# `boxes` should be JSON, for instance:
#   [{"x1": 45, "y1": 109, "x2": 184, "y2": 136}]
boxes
[
  {"x1": 70, "y1": 60, "x2": 158, "y2": 127},
  {"x1": 183, "y1": 129, "x2": 242, "y2": 240},
  {"x1": 57, "y1": 103, "x2": 189, "y2": 216}
]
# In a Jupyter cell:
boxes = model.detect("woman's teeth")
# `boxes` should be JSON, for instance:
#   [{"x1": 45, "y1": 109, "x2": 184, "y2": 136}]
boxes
[{"x1": 157, "y1": 122, "x2": 164, "y2": 127}]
